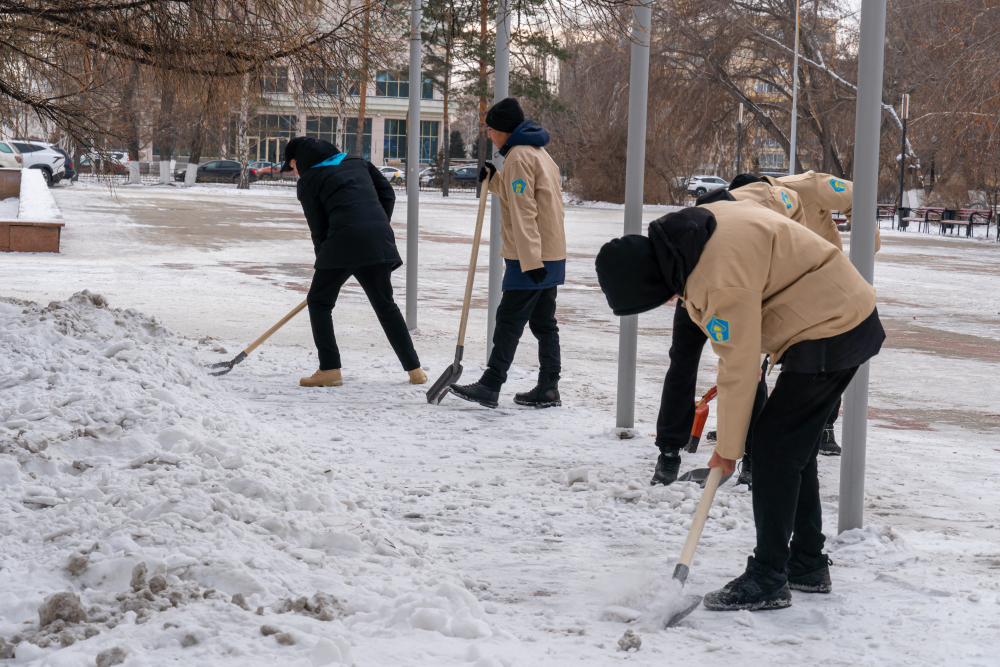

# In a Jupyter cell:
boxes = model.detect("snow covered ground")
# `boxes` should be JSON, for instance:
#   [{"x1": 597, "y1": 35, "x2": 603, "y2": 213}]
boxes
[{"x1": 1, "y1": 180, "x2": 999, "y2": 666}]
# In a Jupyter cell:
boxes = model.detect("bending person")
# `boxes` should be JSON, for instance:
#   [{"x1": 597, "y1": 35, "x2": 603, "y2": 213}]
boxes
[
  {"x1": 597, "y1": 200, "x2": 884, "y2": 611},
  {"x1": 280, "y1": 137, "x2": 426, "y2": 388}
]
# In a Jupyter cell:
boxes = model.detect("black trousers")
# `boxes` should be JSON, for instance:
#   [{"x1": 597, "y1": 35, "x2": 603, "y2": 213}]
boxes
[
  {"x1": 656, "y1": 301, "x2": 767, "y2": 454},
  {"x1": 826, "y1": 396, "x2": 842, "y2": 429},
  {"x1": 751, "y1": 366, "x2": 858, "y2": 573},
  {"x1": 307, "y1": 265, "x2": 420, "y2": 372},
  {"x1": 480, "y1": 287, "x2": 560, "y2": 390}
]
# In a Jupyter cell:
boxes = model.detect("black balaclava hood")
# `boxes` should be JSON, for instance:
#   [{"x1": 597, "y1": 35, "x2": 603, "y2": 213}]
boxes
[
  {"x1": 729, "y1": 173, "x2": 763, "y2": 190},
  {"x1": 281, "y1": 136, "x2": 340, "y2": 172},
  {"x1": 595, "y1": 207, "x2": 717, "y2": 316},
  {"x1": 695, "y1": 188, "x2": 736, "y2": 206}
]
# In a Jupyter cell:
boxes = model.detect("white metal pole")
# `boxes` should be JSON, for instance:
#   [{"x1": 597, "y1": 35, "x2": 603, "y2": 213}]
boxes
[
  {"x1": 788, "y1": 0, "x2": 800, "y2": 175},
  {"x1": 405, "y1": 0, "x2": 422, "y2": 331},
  {"x1": 838, "y1": 0, "x2": 886, "y2": 534},
  {"x1": 487, "y1": 0, "x2": 511, "y2": 360},
  {"x1": 615, "y1": 0, "x2": 652, "y2": 434}
]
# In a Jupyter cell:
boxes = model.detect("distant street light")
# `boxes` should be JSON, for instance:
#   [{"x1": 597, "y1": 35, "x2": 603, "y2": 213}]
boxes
[
  {"x1": 735, "y1": 102, "x2": 744, "y2": 176},
  {"x1": 896, "y1": 94, "x2": 910, "y2": 229},
  {"x1": 788, "y1": 0, "x2": 801, "y2": 175}
]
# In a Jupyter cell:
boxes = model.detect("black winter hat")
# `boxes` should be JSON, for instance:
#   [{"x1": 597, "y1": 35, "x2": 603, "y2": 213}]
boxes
[
  {"x1": 729, "y1": 173, "x2": 763, "y2": 190},
  {"x1": 595, "y1": 235, "x2": 673, "y2": 316},
  {"x1": 486, "y1": 97, "x2": 525, "y2": 133},
  {"x1": 695, "y1": 188, "x2": 736, "y2": 206},
  {"x1": 280, "y1": 136, "x2": 340, "y2": 172}
]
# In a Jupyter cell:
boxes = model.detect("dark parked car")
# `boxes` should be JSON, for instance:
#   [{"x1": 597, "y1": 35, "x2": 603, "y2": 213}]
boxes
[
  {"x1": 51, "y1": 147, "x2": 74, "y2": 180},
  {"x1": 76, "y1": 154, "x2": 127, "y2": 176},
  {"x1": 450, "y1": 166, "x2": 478, "y2": 187},
  {"x1": 173, "y1": 160, "x2": 260, "y2": 184}
]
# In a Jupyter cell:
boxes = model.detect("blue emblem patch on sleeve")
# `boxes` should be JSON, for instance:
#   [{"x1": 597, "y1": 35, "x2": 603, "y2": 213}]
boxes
[
  {"x1": 706, "y1": 317, "x2": 730, "y2": 342},
  {"x1": 512, "y1": 178, "x2": 526, "y2": 193},
  {"x1": 781, "y1": 191, "x2": 792, "y2": 209},
  {"x1": 830, "y1": 178, "x2": 847, "y2": 192}
]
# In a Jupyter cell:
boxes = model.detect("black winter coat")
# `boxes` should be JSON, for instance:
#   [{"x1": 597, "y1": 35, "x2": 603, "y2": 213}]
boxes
[{"x1": 295, "y1": 138, "x2": 402, "y2": 270}]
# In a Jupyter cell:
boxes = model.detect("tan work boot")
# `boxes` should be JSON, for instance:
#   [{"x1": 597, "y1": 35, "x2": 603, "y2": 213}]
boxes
[
  {"x1": 408, "y1": 368, "x2": 428, "y2": 385},
  {"x1": 300, "y1": 369, "x2": 343, "y2": 387}
]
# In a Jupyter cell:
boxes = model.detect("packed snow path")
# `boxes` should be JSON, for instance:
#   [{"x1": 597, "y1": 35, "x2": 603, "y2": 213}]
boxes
[{"x1": 0, "y1": 182, "x2": 998, "y2": 666}]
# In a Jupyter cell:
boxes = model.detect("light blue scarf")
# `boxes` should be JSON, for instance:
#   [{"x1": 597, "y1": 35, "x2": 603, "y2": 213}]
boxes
[{"x1": 311, "y1": 153, "x2": 347, "y2": 169}]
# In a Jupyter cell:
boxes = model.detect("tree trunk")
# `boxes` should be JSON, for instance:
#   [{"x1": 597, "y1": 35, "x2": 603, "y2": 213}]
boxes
[
  {"x1": 476, "y1": 0, "x2": 488, "y2": 197},
  {"x1": 237, "y1": 74, "x2": 251, "y2": 190},
  {"x1": 442, "y1": 50, "x2": 451, "y2": 197},
  {"x1": 356, "y1": 0, "x2": 371, "y2": 159},
  {"x1": 155, "y1": 83, "x2": 175, "y2": 184}
]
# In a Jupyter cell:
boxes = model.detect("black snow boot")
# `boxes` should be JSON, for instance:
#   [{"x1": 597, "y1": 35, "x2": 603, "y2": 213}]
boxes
[
  {"x1": 650, "y1": 449, "x2": 681, "y2": 486},
  {"x1": 819, "y1": 428, "x2": 841, "y2": 456},
  {"x1": 705, "y1": 430, "x2": 717, "y2": 443},
  {"x1": 514, "y1": 372, "x2": 561, "y2": 408},
  {"x1": 449, "y1": 382, "x2": 500, "y2": 409},
  {"x1": 787, "y1": 549, "x2": 833, "y2": 593},
  {"x1": 703, "y1": 556, "x2": 792, "y2": 612},
  {"x1": 736, "y1": 454, "x2": 752, "y2": 488}
]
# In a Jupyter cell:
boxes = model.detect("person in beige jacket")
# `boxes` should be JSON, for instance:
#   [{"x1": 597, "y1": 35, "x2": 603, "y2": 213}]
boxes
[
  {"x1": 450, "y1": 97, "x2": 567, "y2": 409},
  {"x1": 596, "y1": 200, "x2": 885, "y2": 612}
]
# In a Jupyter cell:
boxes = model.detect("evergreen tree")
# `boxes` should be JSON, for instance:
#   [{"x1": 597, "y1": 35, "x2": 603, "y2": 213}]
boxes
[{"x1": 449, "y1": 129, "x2": 466, "y2": 158}]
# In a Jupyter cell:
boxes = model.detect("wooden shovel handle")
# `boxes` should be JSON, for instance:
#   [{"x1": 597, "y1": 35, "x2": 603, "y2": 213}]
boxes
[
  {"x1": 677, "y1": 466, "x2": 723, "y2": 568},
  {"x1": 456, "y1": 176, "x2": 492, "y2": 347},
  {"x1": 243, "y1": 300, "x2": 308, "y2": 355}
]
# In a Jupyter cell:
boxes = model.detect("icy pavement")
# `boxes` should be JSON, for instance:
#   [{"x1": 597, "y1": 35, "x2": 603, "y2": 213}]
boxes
[{"x1": 0, "y1": 182, "x2": 999, "y2": 665}]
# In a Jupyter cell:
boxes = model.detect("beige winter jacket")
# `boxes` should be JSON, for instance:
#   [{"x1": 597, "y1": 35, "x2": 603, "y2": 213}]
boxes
[
  {"x1": 762, "y1": 170, "x2": 885, "y2": 251},
  {"x1": 488, "y1": 144, "x2": 566, "y2": 271},
  {"x1": 684, "y1": 199, "x2": 877, "y2": 461},
  {"x1": 730, "y1": 181, "x2": 808, "y2": 228}
]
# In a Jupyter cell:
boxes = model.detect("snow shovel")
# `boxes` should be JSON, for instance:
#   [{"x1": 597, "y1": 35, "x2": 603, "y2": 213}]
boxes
[
  {"x1": 684, "y1": 386, "x2": 718, "y2": 453},
  {"x1": 426, "y1": 174, "x2": 492, "y2": 405},
  {"x1": 664, "y1": 466, "x2": 724, "y2": 627},
  {"x1": 207, "y1": 300, "x2": 307, "y2": 376}
]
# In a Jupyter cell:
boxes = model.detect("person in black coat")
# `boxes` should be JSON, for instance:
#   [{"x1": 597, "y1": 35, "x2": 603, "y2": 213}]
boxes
[{"x1": 280, "y1": 136, "x2": 426, "y2": 387}]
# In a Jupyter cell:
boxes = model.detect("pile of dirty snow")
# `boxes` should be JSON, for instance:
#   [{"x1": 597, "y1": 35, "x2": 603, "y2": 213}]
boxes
[{"x1": 0, "y1": 292, "x2": 496, "y2": 665}]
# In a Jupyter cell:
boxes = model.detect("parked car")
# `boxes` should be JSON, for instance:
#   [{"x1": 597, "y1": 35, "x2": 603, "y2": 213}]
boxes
[
  {"x1": 379, "y1": 166, "x2": 404, "y2": 184},
  {"x1": 686, "y1": 175, "x2": 729, "y2": 197},
  {"x1": 173, "y1": 160, "x2": 260, "y2": 184},
  {"x1": 0, "y1": 141, "x2": 23, "y2": 169},
  {"x1": 49, "y1": 147, "x2": 74, "y2": 180},
  {"x1": 449, "y1": 166, "x2": 478, "y2": 187},
  {"x1": 10, "y1": 141, "x2": 66, "y2": 185},
  {"x1": 76, "y1": 154, "x2": 127, "y2": 176},
  {"x1": 250, "y1": 161, "x2": 282, "y2": 179}
]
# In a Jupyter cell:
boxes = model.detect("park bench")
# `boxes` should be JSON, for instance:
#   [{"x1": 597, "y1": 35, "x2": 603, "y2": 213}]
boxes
[
  {"x1": 900, "y1": 206, "x2": 945, "y2": 233},
  {"x1": 876, "y1": 204, "x2": 897, "y2": 229},
  {"x1": 939, "y1": 207, "x2": 992, "y2": 238},
  {"x1": 0, "y1": 168, "x2": 65, "y2": 253}
]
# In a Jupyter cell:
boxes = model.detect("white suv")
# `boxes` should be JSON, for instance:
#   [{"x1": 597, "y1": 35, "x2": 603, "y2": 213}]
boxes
[
  {"x1": 687, "y1": 175, "x2": 729, "y2": 197},
  {"x1": 0, "y1": 140, "x2": 23, "y2": 169},
  {"x1": 10, "y1": 141, "x2": 66, "y2": 185}
]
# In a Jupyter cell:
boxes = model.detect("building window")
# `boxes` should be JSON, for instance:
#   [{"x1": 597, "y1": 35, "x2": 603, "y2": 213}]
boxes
[
  {"x1": 376, "y1": 70, "x2": 409, "y2": 98},
  {"x1": 758, "y1": 152, "x2": 786, "y2": 170},
  {"x1": 420, "y1": 120, "x2": 439, "y2": 163},
  {"x1": 376, "y1": 71, "x2": 434, "y2": 99},
  {"x1": 261, "y1": 66, "x2": 289, "y2": 94},
  {"x1": 344, "y1": 118, "x2": 372, "y2": 160},
  {"x1": 754, "y1": 81, "x2": 781, "y2": 94},
  {"x1": 384, "y1": 119, "x2": 407, "y2": 162},
  {"x1": 306, "y1": 117, "x2": 337, "y2": 145},
  {"x1": 303, "y1": 68, "x2": 338, "y2": 95},
  {"x1": 234, "y1": 114, "x2": 297, "y2": 164}
]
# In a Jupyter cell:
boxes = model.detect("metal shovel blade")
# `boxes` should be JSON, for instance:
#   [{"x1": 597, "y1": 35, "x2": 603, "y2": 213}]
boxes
[
  {"x1": 426, "y1": 363, "x2": 462, "y2": 405},
  {"x1": 206, "y1": 351, "x2": 247, "y2": 377},
  {"x1": 665, "y1": 594, "x2": 704, "y2": 628},
  {"x1": 678, "y1": 467, "x2": 733, "y2": 488}
]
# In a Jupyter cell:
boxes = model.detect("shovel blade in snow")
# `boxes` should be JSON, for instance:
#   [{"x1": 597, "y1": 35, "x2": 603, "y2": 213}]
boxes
[
  {"x1": 678, "y1": 467, "x2": 733, "y2": 488},
  {"x1": 664, "y1": 594, "x2": 704, "y2": 628},
  {"x1": 426, "y1": 363, "x2": 462, "y2": 405},
  {"x1": 206, "y1": 351, "x2": 247, "y2": 377}
]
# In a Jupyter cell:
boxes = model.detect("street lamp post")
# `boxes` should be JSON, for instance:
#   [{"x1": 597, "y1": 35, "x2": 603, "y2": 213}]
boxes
[
  {"x1": 896, "y1": 94, "x2": 910, "y2": 230},
  {"x1": 735, "y1": 103, "x2": 744, "y2": 176},
  {"x1": 405, "y1": 0, "x2": 421, "y2": 331},
  {"x1": 788, "y1": 0, "x2": 801, "y2": 175}
]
